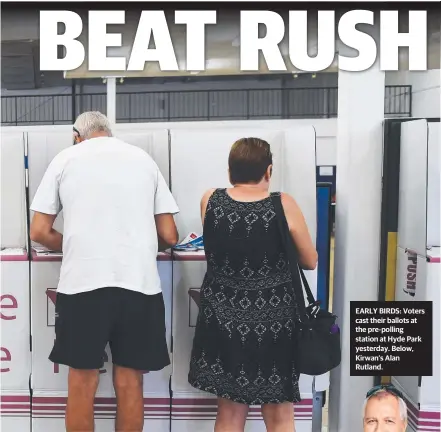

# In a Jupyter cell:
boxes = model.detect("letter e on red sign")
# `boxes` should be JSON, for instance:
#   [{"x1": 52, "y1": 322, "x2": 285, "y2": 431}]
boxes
[
  {"x1": 1, "y1": 347, "x2": 11, "y2": 372},
  {"x1": 0, "y1": 295, "x2": 18, "y2": 320}
]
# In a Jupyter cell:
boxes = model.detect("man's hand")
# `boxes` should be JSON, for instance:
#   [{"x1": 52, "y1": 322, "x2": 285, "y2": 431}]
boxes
[{"x1": 158, "y1": 236, "x2": 171, "y2": 252}]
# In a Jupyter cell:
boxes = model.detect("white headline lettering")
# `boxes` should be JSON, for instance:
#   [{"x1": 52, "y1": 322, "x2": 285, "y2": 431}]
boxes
[{"x1": 39, "y1": 10, "x2": 428, "y2": 72}]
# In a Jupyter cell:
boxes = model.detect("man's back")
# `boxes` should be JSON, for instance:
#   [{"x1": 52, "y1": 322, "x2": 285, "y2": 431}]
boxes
[{"x1": 31, "y1": 136, "x2": 179, "y2": 295}]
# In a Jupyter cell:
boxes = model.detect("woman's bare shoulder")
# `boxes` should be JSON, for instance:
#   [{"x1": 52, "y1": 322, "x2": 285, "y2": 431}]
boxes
[
  {"x1": 280, "y1": 192, "x2": 298, "y2": 209},
  {"x1": 202, "y1": 188, "x2": 217, "y2": 201},
  {"x1": 201, "y1": 188, "x2": 217, "y2": 207}
]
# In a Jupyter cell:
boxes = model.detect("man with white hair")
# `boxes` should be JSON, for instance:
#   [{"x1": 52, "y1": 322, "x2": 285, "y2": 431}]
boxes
[
  {"x1": 363, "y1": 385, "x2": 408, "y2": 432},
  {"x1": 30, "y1": 111, "x2": 180, "y2": 432}
]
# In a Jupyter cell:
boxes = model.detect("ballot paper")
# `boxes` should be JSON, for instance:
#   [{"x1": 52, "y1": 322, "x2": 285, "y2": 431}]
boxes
[
  {"x1": 33, "y1": 246, "x2": 63, "y2": 257},
  {"x1": 173, "y1": 232, "x2": 204, "y2": 251}
]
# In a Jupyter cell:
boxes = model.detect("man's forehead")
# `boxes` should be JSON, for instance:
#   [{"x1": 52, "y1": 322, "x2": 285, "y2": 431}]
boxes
[{"x1": 365, "y1": 394, "x2": 400, "y2": 417}]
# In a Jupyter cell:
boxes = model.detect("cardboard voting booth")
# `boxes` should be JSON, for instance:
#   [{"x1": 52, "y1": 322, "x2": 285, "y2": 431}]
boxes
[
  {"x1": 0, "y1": 129, "x2": 31, "y2": 431},
  {"x1": 392, "y1": 121, "x2": 440, "y2": 432},
  {"x1": 26, "y1": 126, "x2": 173, "y2": 431},
  {"x1": 169, "y1": 126, "x2": 327, "y2": 432},
  {"x1": 0, "y1": 121, "x2": 330, "y2": 431},
  {"x1": 1, "y1": 250, "x2": 31, "y2": 432}
]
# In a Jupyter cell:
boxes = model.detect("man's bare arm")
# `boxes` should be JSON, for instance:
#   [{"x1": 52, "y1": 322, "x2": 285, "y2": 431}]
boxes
[
  {"x1": 158, "y1": 235, "x2": 171, "y2": 252},
  {"x1": 30, "y1": 212, "x2": 63, "y2": 251},
  {"x1": 281, "y1": 193, "x2": 318, "y2": 270},
  {"x1": 155, "y1": 214, "x2": 179, "y2": 251}
]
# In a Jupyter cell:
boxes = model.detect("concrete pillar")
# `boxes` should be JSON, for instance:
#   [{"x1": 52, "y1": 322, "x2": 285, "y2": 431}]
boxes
[
  {"x1": 106, "y1": 77, "x2": 116, "y2": 124},
  {"x1": 328, "y1": 24, "x2": 385, "y2": 431}
]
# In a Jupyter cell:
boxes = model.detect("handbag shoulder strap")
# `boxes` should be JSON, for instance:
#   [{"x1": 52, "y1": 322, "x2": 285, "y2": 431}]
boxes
[{"x1": 270, "y1": 193, "x2": 316, "y2": 306}]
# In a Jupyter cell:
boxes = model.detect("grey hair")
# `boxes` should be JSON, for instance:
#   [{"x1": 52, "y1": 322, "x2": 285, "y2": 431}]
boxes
[
  {"x1": 362, "y1": 390, "x2": 408, "y2": 422},
  {"x1": 73, "y1": 111, "x2": 113, "y2": 140}
]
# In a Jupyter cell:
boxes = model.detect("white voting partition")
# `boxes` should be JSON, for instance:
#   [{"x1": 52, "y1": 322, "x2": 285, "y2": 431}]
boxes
[
  {"x1": 27, "y1": 128, "x2": 170, "y2": 243},
  {"x1": 0, "y1": 253, "x2": 31, "y2": 431},
  {"x1": 27, "y1": 129, "x2": 72, "y2": 238},
  {"x1": 427, "y1": 122, "x2": 440, "y2": 248},
  {"x1": 0, "y1": 257, "x2": 31, "y2": 391},
  {"x1": 283, "y1": 128, "x2": 317, "y2": 245},
  {"x1": 0, "y1": 131, "x2": 27, "y2": 248},
  {"x1": 393, "y1": 247, "x2": 440, "y2": 431},
  {"x1": 113, "y1": 128, "x2": 170, "y2": 185},
  {"x1": 170, "y1": 127, "x2": 316, "y2": 239},
  {"x1": 394, "y1": 119, "x2": 441, "y2": 431},
  {"x1": 398, "y1": 120, "x2": 429, "y2": 255},
  {"x1": 27, "y1": 128, "x2": 173, "y2": 431},
  {"x1": 116, "y1": 118, "x2": 337, "y2": 167},
  {"x1": 170, "y1": 128, "x2": 282, "y2": 235},
  {"x1": 0, "y1": 128, "x2": 30, "y2": 430},
  {"x1": 169, "y1": 126, "x2": 321, "y2": 432}
]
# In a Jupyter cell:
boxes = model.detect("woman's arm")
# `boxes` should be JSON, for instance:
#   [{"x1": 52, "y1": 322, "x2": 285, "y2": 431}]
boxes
[
  {"x1": 200, "y1": 189, "x2": 216, "y2": 225},
  {"x1": 281, "y1": 193, "x2": 318, "y2": 270}
]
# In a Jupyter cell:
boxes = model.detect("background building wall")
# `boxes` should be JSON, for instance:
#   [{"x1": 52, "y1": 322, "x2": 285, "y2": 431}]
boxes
[
  {"x1": 4, "y1": 70, "x2": 438, "y2": 168},
  {"x1": 386, "y1": 70, "x2": 440, "y2": 118}
]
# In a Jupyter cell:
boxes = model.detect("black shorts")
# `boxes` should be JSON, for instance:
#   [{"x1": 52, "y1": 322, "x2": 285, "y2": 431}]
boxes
[{"x1": 49, "y1": 287, "x2": 170, "y2": 371}]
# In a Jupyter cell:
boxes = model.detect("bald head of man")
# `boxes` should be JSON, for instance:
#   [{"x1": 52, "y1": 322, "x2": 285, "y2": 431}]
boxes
[{"x1": 363, "y1": 389, "x2": 407, "y2": 432}]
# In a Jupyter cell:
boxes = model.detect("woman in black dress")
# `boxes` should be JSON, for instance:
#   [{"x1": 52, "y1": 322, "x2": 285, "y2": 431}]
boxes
[{"x1": 188, "y1": 137, "x2": 318, "y2": 432}]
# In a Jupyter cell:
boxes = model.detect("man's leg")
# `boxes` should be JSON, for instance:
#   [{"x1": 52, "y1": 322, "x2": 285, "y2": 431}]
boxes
[
  {"x1": 110, "y1": 289, "x2": 171, "y2": 432},
  {"x1": 113, "y1": 365, "x2": 144, "y2": 431},
  {"x1": 49, "y1": 289, "x2": 112, "y2": 432},
  {"x1": 66, "y1": 368, "x2": 99, "y2": 431}
]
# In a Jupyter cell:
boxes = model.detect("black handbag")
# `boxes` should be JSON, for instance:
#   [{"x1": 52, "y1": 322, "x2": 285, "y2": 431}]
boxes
[{"x1": 271, "y1": 193, "x2": 341, "y2": 376}]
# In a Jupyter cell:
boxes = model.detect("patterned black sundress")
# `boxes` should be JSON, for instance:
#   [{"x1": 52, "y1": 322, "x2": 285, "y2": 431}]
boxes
[{"x1": 188, "y1": 188, "x2": 302, "y2": 405}]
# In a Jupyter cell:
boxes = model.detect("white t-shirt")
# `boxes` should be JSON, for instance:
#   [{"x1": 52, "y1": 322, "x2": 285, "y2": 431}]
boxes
[{"x1": 30, "y1": 136, "x2": 179, "y2": 296}]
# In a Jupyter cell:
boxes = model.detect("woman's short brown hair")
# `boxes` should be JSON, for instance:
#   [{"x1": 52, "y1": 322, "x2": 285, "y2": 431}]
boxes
[{"x1": 228, "y1": 137, "x2": 273, "y2": 184}]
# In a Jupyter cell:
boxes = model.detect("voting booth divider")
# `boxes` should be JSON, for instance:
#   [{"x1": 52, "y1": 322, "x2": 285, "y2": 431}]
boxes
[
  {"x1": 1, "y1": 120, "x2": 331, "y2": 431},
  {"x1": 392, "y1": 120, "x2": 440, "y2": 431},
  {"x1": 1, "y1": 129, "x2": 31, "y2": 431},
  {"x1": 1, "y1": 251, "x2": 31, "y2": 432}
]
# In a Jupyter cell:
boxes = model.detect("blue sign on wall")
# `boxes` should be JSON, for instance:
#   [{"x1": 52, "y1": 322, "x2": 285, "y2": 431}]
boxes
[
  {"x1": 316, "y1": 183, "x2": 332, "y2": 310},
  {"x1": 316, "y1": 166, "x2": 336, "y2": 197}
]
